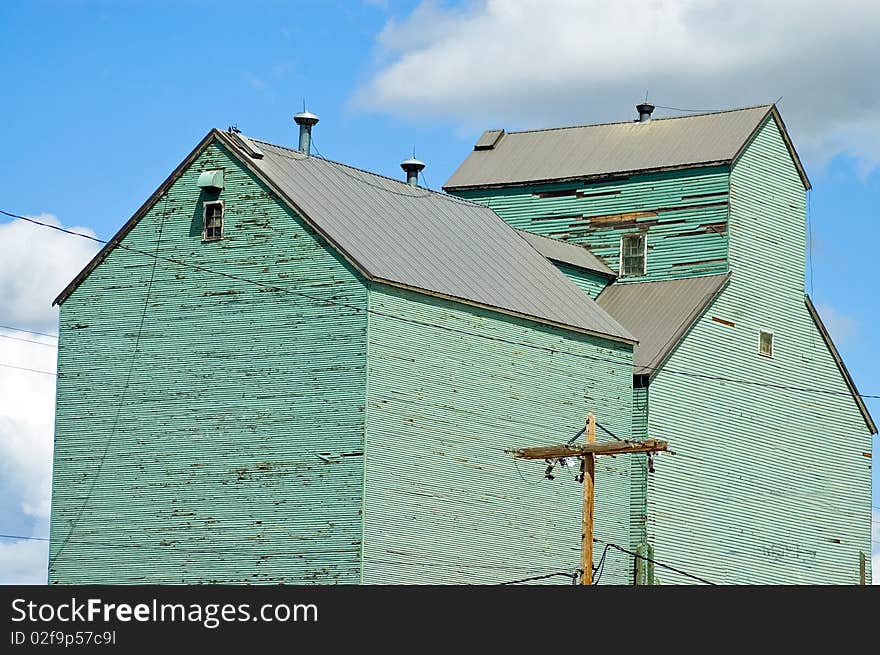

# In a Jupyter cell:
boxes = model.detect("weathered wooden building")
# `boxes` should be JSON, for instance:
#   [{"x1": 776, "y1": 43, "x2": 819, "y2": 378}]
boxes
[
  {"x1": 49, "y1": 121, "x2": 642, "y2": 584},
  {"x1": 445, "y1": 103, "x2": 876, "y2": 583}
]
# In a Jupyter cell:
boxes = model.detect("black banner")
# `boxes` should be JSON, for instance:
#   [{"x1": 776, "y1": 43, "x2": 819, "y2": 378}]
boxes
[{"x1": 1, "y1": 585, "x2": 874, "y2": 649}]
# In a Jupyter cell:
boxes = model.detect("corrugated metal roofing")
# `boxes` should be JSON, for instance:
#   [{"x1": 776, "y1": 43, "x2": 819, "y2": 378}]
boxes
[
  {"x1": 445, "y1": 106, "x2": 777, "y2": 190},
  {"x1": 516, "y1": 230, "x2": 615, "y2": 277},
  {"x1": 596, "y1": 273, "x2": 730, "y2": 375},
  {"x1": 218, "y1": 132, "x2": 635, "y2": 343}
]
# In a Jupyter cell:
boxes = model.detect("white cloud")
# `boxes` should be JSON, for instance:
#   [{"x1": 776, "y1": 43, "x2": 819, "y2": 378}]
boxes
[
  {"x1": 0, "y1": 539, "x2": 48, "y2": 585},
  {"x1": 0, "y1": 214, "x2": 98, "y2": 584},
  {"x1": 0, "y1": 214, "x2": 99, "y2": 333},
  {"x1": 815, "y1": 303, "x2": 857, "y2": 346},
  {"x1": 356, "y1": 0, "x2": 880, "y2": 171}
]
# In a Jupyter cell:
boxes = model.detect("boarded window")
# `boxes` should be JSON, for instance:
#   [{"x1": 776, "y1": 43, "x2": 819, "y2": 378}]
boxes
[
  {"x1": 203, "y1": 201, "x2": 223, "y2": 241},
  {"x1": 759, "y1": 330, "x2": 774, "y2": 357},
  {"x1": 620, "y1": 233, "x2": 646, "y2": 277}
]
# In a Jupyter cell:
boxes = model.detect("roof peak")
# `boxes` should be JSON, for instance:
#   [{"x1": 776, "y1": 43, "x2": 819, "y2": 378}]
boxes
[
  {"x1": 505, "y1": 104, "x2": 774, "y2": 136},
  {"x1": 237, "y1": 132, "x2": 489, "y2": 210}
]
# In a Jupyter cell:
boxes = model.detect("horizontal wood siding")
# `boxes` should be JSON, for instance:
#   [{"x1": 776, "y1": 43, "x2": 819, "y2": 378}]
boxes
[
  {"x1": 49, "y1": 140, "x2": 368, "y2": 584},
  {"x1": 454, "y1": 167, "x2": 730, "y2": 282},
  {"x1": 646, "y1": 118, "x2": 872, "y2": 584},
  {"x1": 362, "y1": 284, "x2": 636, "y2": 584}
]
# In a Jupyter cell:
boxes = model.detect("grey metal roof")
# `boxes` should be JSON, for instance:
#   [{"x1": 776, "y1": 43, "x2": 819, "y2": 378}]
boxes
[
  {"x1": 217, "y1": 131, "x2": 635, "y2": 343},
  {"x1": 516, "y1": 230, "x2": 615, "y2": 277},
  {"x1": 596, "y1": 274, "x2": 730, "y2": 375},
  {"x1": 445, "y1": 105, "x2": 809, "y2": 190}
]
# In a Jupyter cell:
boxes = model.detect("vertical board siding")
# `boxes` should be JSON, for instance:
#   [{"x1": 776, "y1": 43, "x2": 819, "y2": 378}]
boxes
[
  {"x1": 454, "y1": 167, "x2": 730, "y2": 283},
  {"x1": 629, "y1": 385, "x2": 649, "y2": 552},
  {"x1": 553, "y1": 262, "x2": 611, "y2": 298},
  {"x1": 362, "y1": 284, "x2": 636, "y2": 584},
  {"x1": 49, "y1": 141, "x2": 368, "y2": 583},
  {"x1": 646, "y1": 118, "x2": 873, "y2": 584}
]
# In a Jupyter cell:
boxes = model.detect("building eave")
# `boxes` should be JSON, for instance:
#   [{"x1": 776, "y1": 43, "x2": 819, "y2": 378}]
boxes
[
  {"x1": 644, "y1": 272, "x2": 732, "y2": 380},
  {"x1": 54, "y1": 129, "x2": 222, "y2": 306},
  {"x1": 805, "y1": 295, "x2": 876, "y2": 434},
  {"x1": 731, "y1": 105, "x2": 811, "y2": 191},
  {"x1": 443, "y1": 160, "x2": 733, "y2": 193}
]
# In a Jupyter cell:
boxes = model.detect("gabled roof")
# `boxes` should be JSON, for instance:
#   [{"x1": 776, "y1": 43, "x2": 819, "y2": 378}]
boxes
[
  {"x1": 444, "y1": 104, "x2": 810, "y2": 191},
  {"x1": 515, "y1": 230, "x2": 615, "y2": 277},
  {"x1": 55, "y1": 129, "x2": 635, "y2": 345},
  {"x1": 596, "y1": 273, "x2": 731, "y2": 376},
  {"x1": 805, "y1": 296, "x2": 876, "y2": 434}
]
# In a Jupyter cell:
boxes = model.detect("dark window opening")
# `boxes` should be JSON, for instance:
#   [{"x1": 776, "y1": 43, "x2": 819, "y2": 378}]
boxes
[
  {"x1": 620, "y1": 233, "x2": 646, "y2": 277},
  {"x1": 203, "y1": 201, "x2": 223, "y2": 241}
]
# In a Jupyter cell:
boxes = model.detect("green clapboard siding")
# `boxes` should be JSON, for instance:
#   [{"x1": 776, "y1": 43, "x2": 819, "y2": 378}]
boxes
[
  {"x1": 553, "y1": 262, "x2": 611, "y2": 299},
  {"x1": 361, "y1": 283, "x2": 636, "y2": 584},
  {"x1": 645, "y1": 117, "x2": 873, "y2": 584},
  {"x1": 453, "y1": 166, "x2": 730, "y2": 282},
  {"x1": 49, "y1": 140, "x2": 368, "y2": 584}
]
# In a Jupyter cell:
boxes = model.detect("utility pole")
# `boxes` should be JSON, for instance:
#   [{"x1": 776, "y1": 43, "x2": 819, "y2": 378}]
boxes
[{"x1": 509, "y1": 413, "x2": 668, "y2": 585}]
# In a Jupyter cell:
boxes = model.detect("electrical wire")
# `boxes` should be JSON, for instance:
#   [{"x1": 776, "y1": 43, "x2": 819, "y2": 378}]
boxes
[
  {"x1": 3, "y1": 211, "x2": 880, "y2": 402},
  {"x1": 0, "y1": 324, "x2": 57, "y2": 339},
  {"x1": 0, "y1": 361, "x2": 55, "y2": 376},
  {"x1": 592, "y1": 543, "x2": 611, "y2": 584},
  {"x1": 602, "y1": 541, "x2": 716, "y2": 585},
  {"x1": 0, "y1": 333, "x2": 57, "y2": 347},
  {"x1": 652, "y1": 104, "x2": 724, "y2": 114},
  {"x1": 0, "y1": 533, "x2": 49, "y2": 542},
  {"x1": 500, "y1": 571, "x2": 578, "y2": 585},
  {"x1": 51, "y1": 192, "x2": 170, "y2": 564}
]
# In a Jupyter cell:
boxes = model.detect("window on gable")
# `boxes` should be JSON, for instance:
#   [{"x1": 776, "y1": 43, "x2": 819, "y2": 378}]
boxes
[
  {"x1": 203, "y1": 201, "x2": 224, "y2": 241},
  {"x1": 620, "y1": 233, "x2": 646, "y2": 277},
  {"x1": 759, "y1": 330, "x2": 774, "y2": 357}
]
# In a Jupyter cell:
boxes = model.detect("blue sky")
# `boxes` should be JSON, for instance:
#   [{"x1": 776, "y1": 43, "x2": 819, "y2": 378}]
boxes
[{"x1": 0, "y1": 0, "x2": 878, "y2": 582}]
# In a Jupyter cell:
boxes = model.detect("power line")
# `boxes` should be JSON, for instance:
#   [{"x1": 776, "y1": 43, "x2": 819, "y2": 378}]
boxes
[
  {"x1": 0, "y1": 533, "x2": 49, "y2": 542},
  {"x1": 0, "y1": 361, "x2": 55, "y2": 376},
  {"x1": 592, "y1": 543, "x2": 611, "y2": 584},
  {"x1": 4, "y1": 209, "x2": 880, "y2": 401},
  {"x1": 500, "y1": 571, "x2": 578, "y2": 585},
  {"x1": 52, "y1": 192, "x2": 170, "y2": 563},
  {"x1": 0, "y1": 333, "x2": 57, "y2": 348},
  {"x1": 602, "y1": 541, "x2": 717, "y2": 585},
  {"x1": 652, "y1": 104, "x2": 723, "y2": 114},
  {"x1": 0, "y1": 324, "x2": 57, "y2": 339}
]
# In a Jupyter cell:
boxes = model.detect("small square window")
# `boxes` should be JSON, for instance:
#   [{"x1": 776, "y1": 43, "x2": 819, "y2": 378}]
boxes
[
  {"x1": 203, "y1": 201, "x2": 223, "y2": 241},
  {"x1": 620, "y1": 233, "x2": 646, "y2": 277},
  {"x1": 759, "y1": 330, "x2": 774, "y2": 357}
]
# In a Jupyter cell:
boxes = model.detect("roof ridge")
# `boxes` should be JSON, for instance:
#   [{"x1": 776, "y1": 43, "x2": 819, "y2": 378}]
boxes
[
  {"x1": 242, "y1": 134, "x2": 490, "y2": 210},
  {"x1": 505, "y1": 104, "x2": 773, "y2": 136}
]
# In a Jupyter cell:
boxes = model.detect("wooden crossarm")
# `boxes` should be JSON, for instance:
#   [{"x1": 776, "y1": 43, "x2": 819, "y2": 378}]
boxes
[{"x1": 510, "y1": 438, "x2": 668, "y2": 460}]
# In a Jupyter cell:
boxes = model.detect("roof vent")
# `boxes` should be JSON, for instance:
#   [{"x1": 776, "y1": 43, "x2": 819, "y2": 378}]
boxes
[
  {"x1": 293, "y1": 110, "x2": 319, "y2": 155},
  {"x1": 197, "y1": 169, "x2": 224, "y2": 190},
  {"x1": 636, "y1": 102, "x2": 655, "y2": 123},
  {"x1": 474, "y1": 129, "x2": 505, "y2": 150},
  {"x1": 400, "y1": 157, "x2": 426, "y2": 187}
]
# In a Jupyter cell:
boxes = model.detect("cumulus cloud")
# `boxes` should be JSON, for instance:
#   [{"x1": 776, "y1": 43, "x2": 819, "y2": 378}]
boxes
[
  {"x1": 0, "y1": 539, "x2": 48, "y2": 585},
  {"x1": 0, "y1": 214, "x2": 99, "y2": 584},
  {"x1": 815, "y1": 303, "x2": 857, "y2": 346},
  {"x1": 356, "y1": 0, "x2": 880, "y2": 171},
  {"x1": 0, "y1": 214, "x2": 99, "y2": 333}
]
